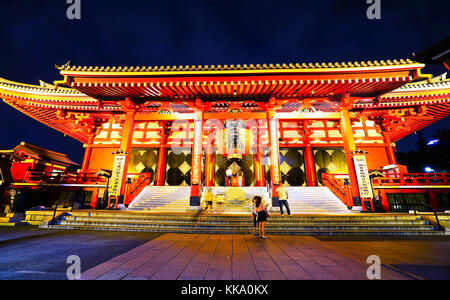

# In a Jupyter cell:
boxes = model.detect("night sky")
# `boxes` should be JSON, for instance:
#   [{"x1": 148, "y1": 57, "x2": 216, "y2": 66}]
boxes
[{"x1": 0, "y1": 0, "x2": 449, "y2": 163}]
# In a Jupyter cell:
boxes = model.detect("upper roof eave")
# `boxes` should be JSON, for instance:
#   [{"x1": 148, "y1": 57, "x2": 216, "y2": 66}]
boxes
[{"x1": 57, "y1": 59, "x2": 424, "y2": 77}]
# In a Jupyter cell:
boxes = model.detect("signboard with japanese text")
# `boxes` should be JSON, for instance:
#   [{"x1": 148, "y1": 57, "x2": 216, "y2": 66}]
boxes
[
  {"x1": 108, "y1": 155, "x2": 126, "y2": 198},
  {"x1": 353, "y1": 155, "x2": 373, "y2": 199}
]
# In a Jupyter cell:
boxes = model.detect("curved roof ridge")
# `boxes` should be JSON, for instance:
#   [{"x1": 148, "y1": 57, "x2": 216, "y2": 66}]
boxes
[
  {"x1": 0, "y1": 77, "x2": 82, "y2": 94},
  {"x1": 56, "y1": 58, "x2": 420, "y2": 72},
  {"x1": 398, "y1": 72, "x2": 450, "y2": 90}
]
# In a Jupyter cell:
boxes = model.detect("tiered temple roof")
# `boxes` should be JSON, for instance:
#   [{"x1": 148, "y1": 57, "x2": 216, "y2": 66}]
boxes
[{"x1": 0, "y1": 59, "x2": 449, "y2": 144}]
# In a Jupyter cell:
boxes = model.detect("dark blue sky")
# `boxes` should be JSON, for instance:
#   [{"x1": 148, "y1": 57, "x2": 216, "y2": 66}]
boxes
[{"x1": 0, "y1": 0, "x2": 449, "y2": 163}]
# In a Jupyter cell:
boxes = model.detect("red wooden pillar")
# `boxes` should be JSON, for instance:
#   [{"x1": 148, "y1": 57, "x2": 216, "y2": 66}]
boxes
[
  {"x1": 205, "y1": 145, "x2": 214, "y2": 186},
  {"x1": 117, "y1": 106, "x2": 135, "y2": 208},
  {"x1": 155, "y1": 123, "x2": 168, "y2": 186},
  {"x1": 427, "y1": 190, "x2": 440, "y2": 212},
  {"x1": 267, "y1": 109, "x2": 281, "y2": 203},
  {"x1": 81, "y1": 136, "x2": 93, "y2": 171},
  {"x1": 190, "y1": 108, "x2": 203, "y2": 207},
  {"x1": 90, "y1": 189, "x2": 99, "y2": 209},
  {"x1": 303, "y1": 121, "x2": 316, "y2": 186},
  {"x1": 339, "y1": 109, "x2": 360, "y2": 206},
  {"x1": 383, "y1": 133, "x2": 397, "y2": 165},
  {"x1": 255, "y1": 124, "x2": 265, "y2": 187}
]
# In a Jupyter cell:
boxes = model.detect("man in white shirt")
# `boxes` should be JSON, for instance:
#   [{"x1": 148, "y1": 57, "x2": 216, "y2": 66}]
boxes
[
  {"x1": 226, "y1": 169, "x2": 232, "y2": 186},
  {"x1": 276, "y1": 181, "x2": 290, "y2": 216}
]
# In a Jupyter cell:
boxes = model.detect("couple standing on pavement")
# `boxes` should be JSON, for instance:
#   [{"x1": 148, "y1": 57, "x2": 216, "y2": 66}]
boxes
[{"x1": 251, "y1": 181, "x2": 291, "y2": 239}]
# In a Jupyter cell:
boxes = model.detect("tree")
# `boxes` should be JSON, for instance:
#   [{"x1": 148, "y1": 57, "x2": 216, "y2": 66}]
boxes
[{"x1": 397, "y1": 129, "x2": 449, "y2": 172}]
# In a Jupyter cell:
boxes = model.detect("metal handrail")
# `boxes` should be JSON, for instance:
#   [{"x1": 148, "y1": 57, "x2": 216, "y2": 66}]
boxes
[{"x1": 420, "y1": 201, "x2": 443, "y2": 231}]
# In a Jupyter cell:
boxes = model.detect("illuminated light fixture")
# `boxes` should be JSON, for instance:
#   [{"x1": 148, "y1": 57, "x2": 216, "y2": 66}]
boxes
[
  {"x1": 427, "y1": 139, "x2": 439, "y2": 146},
  {"x1": 424, "y1": 166, "x2": 435, "y2": 173},
  {"x1": 350, "y1": 149, "x2": 369, "y2": 154}
]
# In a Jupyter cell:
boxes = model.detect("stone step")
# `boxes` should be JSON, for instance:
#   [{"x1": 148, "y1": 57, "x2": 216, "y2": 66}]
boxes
[
  {"x1": 56, "y1": 220, "x2": 436, "y2": 231},
  {"x1": 67, "y1": 211, "x2": 427, "y2": 220},
  {"x1": 42, "y1": 224, "x2": 447, "y2": 236},
  {"x1": 62, "y1": 216, "x2": 429, "y2": 226}
]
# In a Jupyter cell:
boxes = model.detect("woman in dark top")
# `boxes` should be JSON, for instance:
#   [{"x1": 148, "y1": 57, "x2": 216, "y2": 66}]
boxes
[{"x1": 254, "y1": 196, "x2": 268, "y2": 239}]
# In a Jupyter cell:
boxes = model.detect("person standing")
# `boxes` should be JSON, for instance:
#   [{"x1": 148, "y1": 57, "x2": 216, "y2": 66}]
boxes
[
  {"x1": 203, "y1": 187, "x2": 214, "y2": 213},
  {"x1": 226, "y1": 169, "x2": 232, "y2": 186},
  {"x1": 276, "y1": 181, "x2": 290, "y2": 216},
  {"x1": 255, "y1": 195, "x2": 268, "y2": 239},
  {"x1": 216, "y1": 193, "x2": 225, "y2": 214},
  {"x1": 251, "y1": 196, "x2": 258, "y2": 237},
  {"x1": 237, "y1": 170, "x2": 244, "y2": 187}
]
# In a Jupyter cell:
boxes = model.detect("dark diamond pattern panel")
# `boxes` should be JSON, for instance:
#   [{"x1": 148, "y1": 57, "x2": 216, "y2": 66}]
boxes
[
  {"x1": 313, "y1": 148, "x2": 347, "y2": 185},
  {"x1": 165, "y1": 150, "x2": 191, "y2": 186},
  {"x1": 128, "y1": 148, "x2": 158, "y2": 184},
  {"x1": 280, "y1": 148, "x2": 306, "y2": 186}
]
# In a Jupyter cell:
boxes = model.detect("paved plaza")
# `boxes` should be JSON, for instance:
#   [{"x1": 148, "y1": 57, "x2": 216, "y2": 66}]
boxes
[
  {"x1": 81, "y1": 233, "x2": 450, "y2": 280},
  {"x1": 1, "y1": 227, "x2": 449, "y2": 280}
]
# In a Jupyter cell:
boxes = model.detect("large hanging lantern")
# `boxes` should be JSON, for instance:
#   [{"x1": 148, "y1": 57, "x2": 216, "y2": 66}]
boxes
[{"x1": 223, "y1": 120, "x2": 249, "y2": 157}]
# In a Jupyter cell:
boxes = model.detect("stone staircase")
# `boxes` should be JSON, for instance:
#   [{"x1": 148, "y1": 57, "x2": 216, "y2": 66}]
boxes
[
  {"x1": 0, "y1": 208, "x2": 73, "y2": 226},
  {"x1": 270, "y1": 187, "x2": 350, "y2": 214},
  {"x1": 128, "y1": 186, "x2": 191, "y2": 212},
  {"x1": 128, "y1": 186, "x2": 270, "y2": 214},
  {"x1": 0, "y1": 213, "x2": 27, "y2": 227},
  {"x1": 202, "y1": 187, "x2": 269, "y2": 214},
  {"x1": 40, "y1": 211, "x2": 449, "y2": 236}
]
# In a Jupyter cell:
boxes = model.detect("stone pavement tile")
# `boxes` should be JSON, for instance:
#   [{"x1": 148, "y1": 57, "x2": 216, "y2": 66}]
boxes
[
  {"x1": 125, "y1": 235, "x2": 193, "y2": 277},
  {"x1": 81, "y1": 262, "x2": 122, "y2": 280},
  {"x1": 151, "y1": 266, "x2": 185, "y2": 280},
  {"x1": 178, "y1": 236, "x2": 220, "y2": 279},
  {"x1": 295, "y1": 247, "x2": 320, "y2": 257},
  {"x1": 108, "y1": 247, "x2": 149, "y2": 264},
  {"x1": 257, "y1": 270, "x2": 286, "y2": 280},
  {"x1": 127, "y1": 260, "x2": 165, "y2": 278},
  {"x1": 233, "y1": 254, "x2": 253, "y2": 262},
  {"x1": 108, "y1": 236, "x2": 174, "y2": 266},
  {"x1": 205, "y1": 269, "x2": 232, "y2": 280},
  {"x1": 311, "y1": 255, "x2": 341, "y2": 267},
  {"x1": 139, "y1": 248, "x2": 169, "y2": 260},
  {"x1": 209, "y1": 258, "x2": 231, "y2": 270},
  {"x1": 178, "y1": 263, "x2": 209, "y2": 280},
  {"x1": 249, "y1": 259, "x2": 279, "y2": 272},
  {"x1": 116, "y1": 255, "x2": 157, "y2": 270},
  {"x1": 152, "y1": 236, "x2": 210, "y2": 280},
  {"x1": 122, "y1": 276, "x2": 149, "y2": 280},
  {"x1": 277, "y1": 264, "x2": 312, "y2": 280},
  {"x1": 325, "y1": 266, "x2": 366, "y2": 280},
  {"x1": 296, "y1": 260, "x2": 340, "y2": 280},
  {"x1": 340, "y1": 260, "x2": 370, "y2": 274},
  {"x1": 284, "y1": 251, "x2": 310, "y2": 261},
  {"x1": 232, "y1": 263, "x2": 259, "y2": 280},
  {"x1": 190, "y1": 236, "x2": 220, "y2": 257},
  {"x1": 322, "y1": 252, "x2": 356, "y2": 263},
  {"x1": 96, "y1": 267, "x2": 133, "y2": 280}
]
